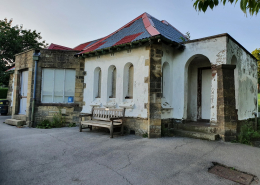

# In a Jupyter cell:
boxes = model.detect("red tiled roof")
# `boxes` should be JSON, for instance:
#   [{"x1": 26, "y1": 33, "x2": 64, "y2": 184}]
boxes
[
  {"x1": 47, "y1": 43, "x2": 74, "y2": 51},
  {"x1": 5, "y1": 66, "x2": 15, "y2": 72},
  {"x1": 76, "y1": 12, "x2": 187, "y2": 55},
  {"x1": 113, "y1": 32, "x2": 143, "y2": 46},
  {"x1": 73, "y1": 42, "x2": 92, "y2": 51},
  {"x1": 83, "y1": 41, "x2": 106, "y2": 53}
]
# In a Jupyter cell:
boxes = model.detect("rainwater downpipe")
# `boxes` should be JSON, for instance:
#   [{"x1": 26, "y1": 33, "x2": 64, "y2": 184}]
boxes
[{"x1": 30, "y1": 51, "x2": 40, "y2": 127}]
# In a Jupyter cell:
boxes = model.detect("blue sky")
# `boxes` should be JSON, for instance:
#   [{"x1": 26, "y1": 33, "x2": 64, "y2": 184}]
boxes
[{"x1": 1, "y1": 0, "x2": 259, "y2": 52}]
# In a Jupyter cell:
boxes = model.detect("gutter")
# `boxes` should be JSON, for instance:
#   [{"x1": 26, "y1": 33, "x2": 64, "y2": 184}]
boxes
[{"x1": 30, "y1": 51, "x2": 40, "y2": 127}]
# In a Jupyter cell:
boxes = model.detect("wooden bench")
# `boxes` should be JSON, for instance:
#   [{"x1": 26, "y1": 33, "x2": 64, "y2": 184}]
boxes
[{"x1": 79, "y1": 107, "x2": 125, "y2": 138}]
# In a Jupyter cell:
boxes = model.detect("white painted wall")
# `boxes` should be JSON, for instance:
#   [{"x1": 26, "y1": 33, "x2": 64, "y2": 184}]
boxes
[
  {"x1": 82, "y1": 35, "x2": 257, "y2": 122},
  {"x1": 226, "y1": 38, "x2": 258, "y2": 120},
  {"x1": 161, "y1": 36, "x2": 227, "y2": 122},
  {"x1": 82, "y1": 47, "x2": 149, "y2": 118}
]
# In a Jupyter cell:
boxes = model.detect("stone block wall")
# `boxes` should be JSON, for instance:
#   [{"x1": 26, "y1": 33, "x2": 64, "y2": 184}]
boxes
[
  {"x1": 123, "y1": 117, "x2": 148, "y2": 135},
  {"x1": 12, "y1": 49, "x2": 34, "y2": 124},
  {"x1": 148, "y1": 43, "x2": 163, "y2": 138},
  {"x1": 12, "y1": 49, "x2": 84, "y2": 126},
  {"x1": 217, "y1": 64, "x2": 237, "y2": 141},
  {"x1": 33, "y1": 49, "x2": 84, "y2": 126}
]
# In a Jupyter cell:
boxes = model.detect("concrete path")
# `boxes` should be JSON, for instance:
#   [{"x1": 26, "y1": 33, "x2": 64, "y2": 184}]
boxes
[{"x1": 0, "y1": 116, "x2": 259, "y2": 185}]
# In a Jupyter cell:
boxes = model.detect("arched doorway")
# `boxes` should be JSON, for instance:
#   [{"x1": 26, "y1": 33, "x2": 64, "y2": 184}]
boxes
[{"x1": 186, "y1": 55, "x2": 212, "y2": 122}]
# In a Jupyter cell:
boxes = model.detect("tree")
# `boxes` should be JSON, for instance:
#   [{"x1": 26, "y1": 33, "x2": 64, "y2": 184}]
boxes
[
  {"x1": 0, "y1": 18, "x2": 48, "y2": 86},
  {"x1": 193, "y1": 0, "x2": 260, "y2": 16},
  {"x1": 252, "y1": 48, "x2": 260, "y2": 83}
]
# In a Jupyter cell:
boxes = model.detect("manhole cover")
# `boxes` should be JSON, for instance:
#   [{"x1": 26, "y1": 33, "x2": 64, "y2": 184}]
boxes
[{"x1": 209, "y1": 163, "x2": 255, "y2": 185}]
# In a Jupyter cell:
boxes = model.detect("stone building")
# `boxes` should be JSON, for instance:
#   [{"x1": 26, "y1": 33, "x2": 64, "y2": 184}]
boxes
[
  {"x1": 6, "y1": 45, "x2": 85, "y2": 127},
  {"x1": 6, "y1": 13, "x2": 257, "y2": 141}
]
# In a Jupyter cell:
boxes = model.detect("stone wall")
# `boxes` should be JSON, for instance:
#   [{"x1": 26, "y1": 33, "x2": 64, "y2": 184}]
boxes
[
  {"x1": 12, "y1": 49, "x2": 84, "y2": 126},
  {"x1": 33, "y1": 49, "x2": 84, "y2": 126},
  {"x1": 12, "y1": 49, "x2": 34, "y2": 124},
  {"x1": 123, "y1": 117, "x2": 148, "y2": 135},
  {"x1": 148, "y1": 43, "x2": 163, "y2": 138},
  {"x1": 217, "y1": 64, "x2": 237, "y2": 141}
]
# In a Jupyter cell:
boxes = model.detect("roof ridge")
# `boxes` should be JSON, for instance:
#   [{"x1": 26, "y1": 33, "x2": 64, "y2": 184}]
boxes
[{"x1": 142, "y1": 13, "x2": 160, "y2": 36}]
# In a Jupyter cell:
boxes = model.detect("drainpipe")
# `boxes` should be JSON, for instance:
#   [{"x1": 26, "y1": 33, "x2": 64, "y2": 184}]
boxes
[{"x1": 30, "y1": 51, "x2": 40, "y2": 127}]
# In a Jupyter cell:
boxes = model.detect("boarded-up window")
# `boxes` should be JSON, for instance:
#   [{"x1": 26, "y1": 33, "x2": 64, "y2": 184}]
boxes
[
  {"x1": 162, "y1": 62, "x2": 170, "y2": 99},
  {"x1": 94, "y1": 67, "x2": 102, "y2": 98},
  {"x1": 108, "y1": 66, "x2": 116, "y2": 98},
  {"x1": 124, "y1": 63, "x2": 134, "y2": 99},
  {"x1": 128, "y1": 65, "x2": 134, "y2": 98},
  {"x1": 41, "y1": 69, "x2": 75, "y2": 103}
]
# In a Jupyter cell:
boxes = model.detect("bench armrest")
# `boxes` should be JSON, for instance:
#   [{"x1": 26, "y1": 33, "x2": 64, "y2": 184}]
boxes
[
  {"x1": 110, "y1": 117, "x2": 123, "y2": 121},
  {"x1": 79, "y1": 113, "x2": 92, "y2": 117}
]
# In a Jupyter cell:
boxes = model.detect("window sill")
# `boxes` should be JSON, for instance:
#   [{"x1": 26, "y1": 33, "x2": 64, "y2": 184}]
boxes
[{"x1": 37, "y1": 103, "x2": 79, "y2": 107}]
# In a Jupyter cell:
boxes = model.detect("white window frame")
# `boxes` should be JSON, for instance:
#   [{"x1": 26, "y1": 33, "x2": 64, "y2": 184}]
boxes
[{"x1": 41, "y1": 68, "x2": 75, "y2": 103}]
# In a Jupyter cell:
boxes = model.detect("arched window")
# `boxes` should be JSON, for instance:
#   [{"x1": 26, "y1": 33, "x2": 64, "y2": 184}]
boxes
[
  {"x1": 162, "y1": 62, "x2": 170, "y2": 100},
  {"x1": 108, "y1": 65, "x2": 116, "y2": 98},
  {"x1": 94, "y1": 67, "x2": 101, "y2": 98},
  {"x1": 123, "y1": 63, "x2": 134, "y2": 99}
]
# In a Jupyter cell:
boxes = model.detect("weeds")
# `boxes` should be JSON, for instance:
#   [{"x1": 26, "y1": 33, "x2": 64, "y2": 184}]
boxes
[
  {"x1": 237, "y1": 124, "x2": 260, "y2": 145},
  {"x1": 69, "y1": 123, "x2": 76, "y2": 127},
  {"x1": 37, "y1": 109, "x2": 66, "y2": 129},
  {"x1": 142, "y1": 132, "x2": 148, "y2": 138}
]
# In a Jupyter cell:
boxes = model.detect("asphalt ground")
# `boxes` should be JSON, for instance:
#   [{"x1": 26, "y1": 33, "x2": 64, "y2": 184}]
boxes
[{"x1": 0, "y1": 115, "x2": 259, "y2": 185}]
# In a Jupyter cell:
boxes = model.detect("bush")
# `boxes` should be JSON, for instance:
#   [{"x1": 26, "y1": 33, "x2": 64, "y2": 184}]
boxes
[
  {"x1": 237, "y1": 124, "x2": 260, "y2": 145},
  {"x1": 0, "y1": 88, "x2": 8, "y2": 99},
  {"x1": 37, "y1": 109, "x2": 66, "y2": 129},
  {"x1": 36, "y1": 119, "x2": 53, "y2": 129}
]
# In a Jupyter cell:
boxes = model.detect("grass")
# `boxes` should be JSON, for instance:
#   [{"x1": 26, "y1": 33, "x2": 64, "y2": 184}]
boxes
[{"x1": 258, "y1": 93, "x2": 260, "y2": 111}]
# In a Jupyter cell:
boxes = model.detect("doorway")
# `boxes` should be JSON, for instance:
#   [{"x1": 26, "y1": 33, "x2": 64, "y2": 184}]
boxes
[
  {"x1": 19, "y1": 70, "x2": 28, "y2": 115},
  {"x1": 186, "y1": 55, "x2": 211, "y2": 121}
]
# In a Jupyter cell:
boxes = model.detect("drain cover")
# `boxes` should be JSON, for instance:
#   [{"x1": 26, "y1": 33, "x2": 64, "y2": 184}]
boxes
[{"x1": 209, "y1": 164, "x2": 254, "y2": 185}]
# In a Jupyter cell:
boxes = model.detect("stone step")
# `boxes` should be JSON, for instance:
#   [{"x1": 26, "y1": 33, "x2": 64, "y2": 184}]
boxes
[
  {"x1": 12, "y1": 115, "x2": 26, "y2": 121},
  {"x1": 174, "y1": 129, "x2": 220, "y2": 141},
  {"x1": 5, "y1": 119, "x2": 26, "y2": 127},
  {"x1": 175, "y1": 123, "x2": 219, "y2": 134}
]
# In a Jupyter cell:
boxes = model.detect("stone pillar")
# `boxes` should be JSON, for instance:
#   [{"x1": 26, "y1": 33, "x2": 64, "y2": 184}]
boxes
[
  {"x1": 148, "y1": 43, "x2": 162, "y2": 138},
  {"x1": 217, "y1": 64, "x2": 237, "y2": 141}
]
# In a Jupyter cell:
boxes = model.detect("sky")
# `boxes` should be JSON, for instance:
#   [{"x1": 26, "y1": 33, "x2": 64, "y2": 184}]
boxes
[{"x1": 1, "y1": 0, "x2": 259, "y2": 52}]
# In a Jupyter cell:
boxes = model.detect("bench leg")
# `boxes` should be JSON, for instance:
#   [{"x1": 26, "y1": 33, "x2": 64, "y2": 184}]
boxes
[
  {"x1": 121, "y1": 125, "x2": 124, "y2": 136},
  {"x1": 110, "y1": 126, "x2": 113, "y2": 138},
  {"x1": 89, "y1": 125, "x2": 92, "y2": 131},
  {"x1": 79, "y1": 124, "x2": 82, "y2": 132}
]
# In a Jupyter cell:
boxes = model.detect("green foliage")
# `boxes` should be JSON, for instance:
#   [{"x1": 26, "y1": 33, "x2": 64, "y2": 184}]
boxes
[
  {"x1": 0, "y1": 18, "x2": 48, "y2": 65},
  {"x1": 36, "y1": 119, "x2": 53, "y2": 129},
  {"x1": 0, "y1": 88, "x2": 8, "y2": 99},
  {"x1": 0, "y1": 18, "x2": 48, "y2": 86},
  {"x1": 52, "y1": 109, "x2": 66, "y2": 128},
  {"x1": 37, "y1": 109, "x2": 66, "y2": 129},
  {"x1": 252, "y1": 48, "x2": 260, "y2": 84},
  {"x1": 193, "y1": 0, "x2": 260, "y2": 16},
  {"x1": 142, "y1": 132, "x2": 148, "y2": 138},
  {"x1": 0, "y1": 62, "x2": 11, "y2": 86},
  {"x1": 68, "y1": 123, "x2": 76, "y2": 127},
  {"x1": 237, "y1": 124, "x2": 260, "y2": 145}
]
